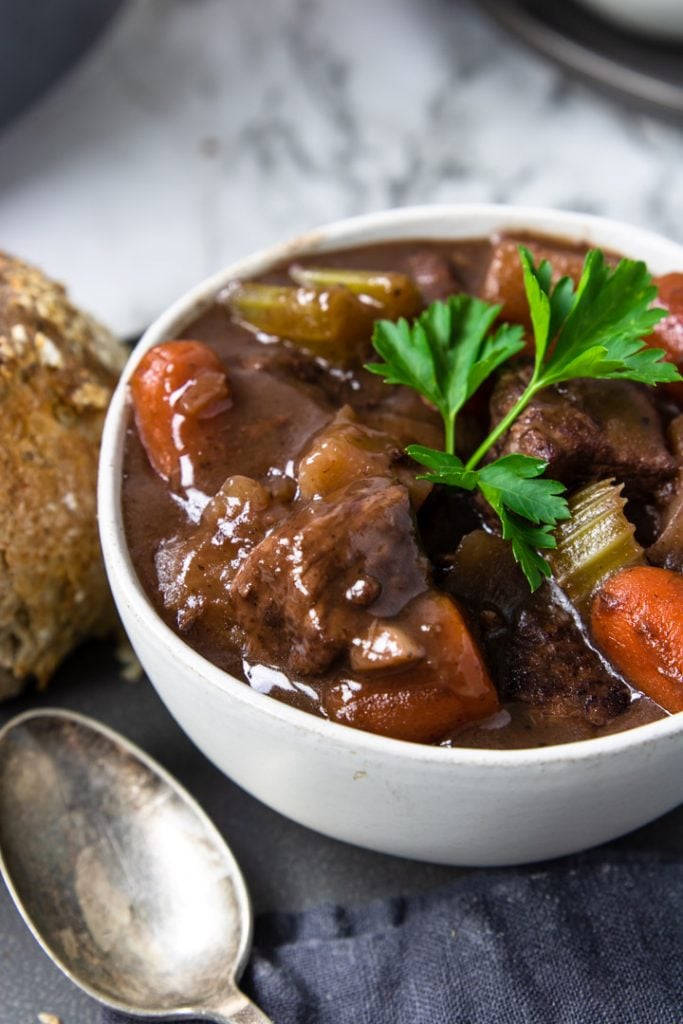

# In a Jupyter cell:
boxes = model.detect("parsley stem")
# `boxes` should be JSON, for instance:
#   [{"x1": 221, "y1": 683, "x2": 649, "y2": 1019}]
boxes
[
  {"x1": 465, "y1": 378, "x2": 541, "y2": 471},
  {"x1": 445, "y1": 414, "x2": 455, "y2": 456}
]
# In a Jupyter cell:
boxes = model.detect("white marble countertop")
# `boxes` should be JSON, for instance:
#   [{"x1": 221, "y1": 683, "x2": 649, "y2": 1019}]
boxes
[{"x1": 1, "y1": 0, "x2": 682, "y2": 337}]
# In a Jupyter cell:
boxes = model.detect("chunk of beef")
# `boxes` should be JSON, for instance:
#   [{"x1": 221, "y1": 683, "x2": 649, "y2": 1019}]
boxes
[
  {"x1": 649, "y1": 414, "x2": 683, "y2": 570},
  {"x1": 402, "y1": 250, "x2": 462, "y2": 303},
  {"x1": 503, "y1": 591, "x2": 631, "y2": 726},
  {"x1": 490, "y1": 366, "x2": 596, "y2": 482},
  {"x1": 490, "y1": 366, "x2": 676, "y2": 494},
  {"x1": 155, "y1": 475, "x2": 287, "y2": 632},
  {"x1": 418, "y1": 488, "x2": 483, "y2": 565},
  {"x1": 441, "y1": 530, "x2": 528, "y2": 624},
  {"x1": 230, "y1": 479, "x2": 430, "y2": 675}
]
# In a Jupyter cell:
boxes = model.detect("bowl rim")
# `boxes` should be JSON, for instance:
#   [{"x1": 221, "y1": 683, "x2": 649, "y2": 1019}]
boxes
[{"x1": 99, "y1": 201, "x2": 683, "y2": 769}]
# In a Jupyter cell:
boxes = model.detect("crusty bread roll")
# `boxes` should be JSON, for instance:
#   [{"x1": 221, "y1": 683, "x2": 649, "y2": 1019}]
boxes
[{"x1": 0, "y1": 252, "x2": 125, "y2": 698}]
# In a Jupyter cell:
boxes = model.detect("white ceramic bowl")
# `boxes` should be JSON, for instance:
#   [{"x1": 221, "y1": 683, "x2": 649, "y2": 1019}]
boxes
[{"x1": 99, "y1": 204, "x2": 683, "y2": 866}]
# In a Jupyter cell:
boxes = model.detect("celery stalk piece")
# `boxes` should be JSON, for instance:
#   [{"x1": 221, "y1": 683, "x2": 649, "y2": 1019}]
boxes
[
  {"x1": 548, "y1": 479, "x2": 644, "y2": 610},
  {"x1": 290, "y1": 266, "x2": 422, "y2": 321},
  {"x1": 224, "y1": 282, "x2": 372, "y2": 366}
]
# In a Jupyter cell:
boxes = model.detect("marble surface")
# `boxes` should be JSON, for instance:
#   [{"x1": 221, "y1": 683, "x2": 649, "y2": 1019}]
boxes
[{"x1": 0, "y1": 0, "x2": 682, "y2": 337}]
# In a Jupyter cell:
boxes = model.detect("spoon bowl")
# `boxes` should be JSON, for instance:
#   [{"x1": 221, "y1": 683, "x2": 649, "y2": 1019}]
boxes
[{"x1": 0, "y1": 709, "x2": 270, "y2": 1023}]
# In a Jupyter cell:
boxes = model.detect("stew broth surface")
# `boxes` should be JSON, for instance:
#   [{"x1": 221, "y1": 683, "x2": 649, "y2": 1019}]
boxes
[{"x1": 123, "y1": 235, "x2": 669, "y2": 748}]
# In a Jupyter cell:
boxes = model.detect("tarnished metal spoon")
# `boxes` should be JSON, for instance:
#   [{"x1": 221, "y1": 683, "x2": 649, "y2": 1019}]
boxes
[{"x1": 0, "y1": 709, "x2": 271, "y2": 1023}]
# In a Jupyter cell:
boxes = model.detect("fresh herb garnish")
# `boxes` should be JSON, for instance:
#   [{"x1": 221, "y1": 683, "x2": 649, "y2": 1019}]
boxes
[
  {"x1": 365, "y1": 296, "x2": 525, "y2": 456},
  {"x1": 366, "y1": 246, "x2": 681, "y2": 590}
]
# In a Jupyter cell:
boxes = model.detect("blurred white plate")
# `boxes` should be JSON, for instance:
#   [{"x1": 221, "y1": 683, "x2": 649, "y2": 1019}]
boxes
[
  {"x1": 576, "y1": 0, "x2": 683, "y2": 42},
  {"x1": 480, "y1": 0, "x2": 683, "y2": 122}
]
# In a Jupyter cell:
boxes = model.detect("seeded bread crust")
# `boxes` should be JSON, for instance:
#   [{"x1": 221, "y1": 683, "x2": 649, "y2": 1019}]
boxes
[{"x1": 0, "y1": 252, "x2": 126, "y2": 697}]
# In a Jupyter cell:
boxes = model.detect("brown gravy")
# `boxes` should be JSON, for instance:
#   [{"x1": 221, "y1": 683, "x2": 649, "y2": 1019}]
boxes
[{"x1": 122, "y1": 235, "x2": 669, "y2": 748}]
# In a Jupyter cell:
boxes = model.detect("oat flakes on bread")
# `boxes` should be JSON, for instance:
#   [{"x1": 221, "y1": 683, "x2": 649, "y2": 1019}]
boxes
[{"x1": 0, "y1": 252, "x2": 126, "y2": 698}]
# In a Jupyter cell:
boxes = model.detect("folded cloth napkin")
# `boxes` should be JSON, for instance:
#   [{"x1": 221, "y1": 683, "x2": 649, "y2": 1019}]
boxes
[{"x1": 102, "y1": 851, "x2": 682, "y2": 1024}]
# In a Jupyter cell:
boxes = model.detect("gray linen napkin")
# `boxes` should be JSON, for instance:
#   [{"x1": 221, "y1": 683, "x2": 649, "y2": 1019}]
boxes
[{"x1": 101, "y1": 851, "x2": 683, "y2": 1024}]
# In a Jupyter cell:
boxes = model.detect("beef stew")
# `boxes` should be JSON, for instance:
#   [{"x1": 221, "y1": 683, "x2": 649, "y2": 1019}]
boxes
[{"x1": 122, "y1": 234, "x2": 683, "y2": 748}]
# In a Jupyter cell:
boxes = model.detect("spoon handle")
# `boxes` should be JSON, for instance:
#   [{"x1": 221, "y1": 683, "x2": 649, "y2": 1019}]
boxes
[{"x1": 210, "y1": 990, "x2": 273, "y2": 1024}]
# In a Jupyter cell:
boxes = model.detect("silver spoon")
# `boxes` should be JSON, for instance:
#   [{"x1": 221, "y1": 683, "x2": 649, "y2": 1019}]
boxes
[{"x1": 0, "y1": 708, "x2": 272, "y2": 1023}]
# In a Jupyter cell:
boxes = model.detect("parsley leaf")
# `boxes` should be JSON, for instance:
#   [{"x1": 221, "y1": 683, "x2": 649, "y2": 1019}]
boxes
[
  {"x1": 493, "y1": 510, "x2": 557, "y2": 592},
  {"x1": 519, "y1": 249, "x2": 574, "y2": 373},
  {"x1": 522, "y1": 246, "x2": 678, "y2": 389},
  {"x1": 366, "y1": 295, "x2": 524, "y2": 454},
  {"x1": 408, "y1": 448, "x2": 570, "y2": 589},
  {"x1": 477, "y1": 455, "x2": 569, "y2": 526},
  {"x1": 477, "y1": 457, "x2": 568, "y2": 592},
  {"x1": 368, "y1": 245, "x2": 683, "y2": 591},
  {"x1": 405, "y1": 446, "x2": 479, "y2": 490},
  {"x1": 465, "y1": 247, "x2": 681, "y2": 472}
]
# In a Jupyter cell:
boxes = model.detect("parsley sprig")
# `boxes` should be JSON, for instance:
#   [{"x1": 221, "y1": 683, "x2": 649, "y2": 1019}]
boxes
[
  {"x1": 366, "y1": 297, "x2": 525, "y2": 456},
  {"x1": 366, "y1": 246, "x2": 681, "y2": 590}
]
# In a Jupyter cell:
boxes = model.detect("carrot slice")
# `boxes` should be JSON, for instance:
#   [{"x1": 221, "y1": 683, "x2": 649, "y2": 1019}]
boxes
[
  {"x1": 647, "y1": 273, "x2": 683, "y2": 404},
  {"x1": 590, "y1": 565, "x2": 683, "y2": 713},
  {"x1": 130, "y1": 340, "x2": 230, "y2": 484},
  {"x1": 325, "y1": 592, "x2": 500, "y2": 743}
]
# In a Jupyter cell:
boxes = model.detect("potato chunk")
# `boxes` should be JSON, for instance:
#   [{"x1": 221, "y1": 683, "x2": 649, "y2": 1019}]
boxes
[
  {"x1": 297, "y1": 407, "x2": 430, "y2": 507},
  {"x1": 224, "y1": 282, "x2": 372, "y2": 366}
]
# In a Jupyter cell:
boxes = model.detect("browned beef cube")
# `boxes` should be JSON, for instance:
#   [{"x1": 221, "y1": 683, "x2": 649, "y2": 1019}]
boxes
[
  {"x1": 230, "y1": 479, "x2": 429, "y2": 675},
  {"x1": 402, "y1": 250, "x2": 462, "y2": 303},
  {"x1": 504, "y1": 592, "x2": 631, "y2": 726},
  {"x1": 490, "y1": 366, "x2": 676, "y2": 494},
  {"x1": 648, "y1": 414, "x2": 683, "y2": 570},
  {"x1": 155, "y1": 475, "x2": 284, "y2": 632},
  {"x1": 490, "y1": 366, "x2": 597, "y2": 482}
]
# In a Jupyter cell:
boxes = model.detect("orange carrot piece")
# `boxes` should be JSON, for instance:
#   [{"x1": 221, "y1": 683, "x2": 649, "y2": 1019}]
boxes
[
  {"x1": 325, "y1": 592, "x2": 500, "y2": 743},
  {"x1": 646, "y1": 273, "x2": 683, "y2": 405},
  {"x1": 590, "y1": 565, "x2": 683, "y2": 713},
  {"x1": 130, "y1": 340, "x2": 230, "y2": 484}
]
